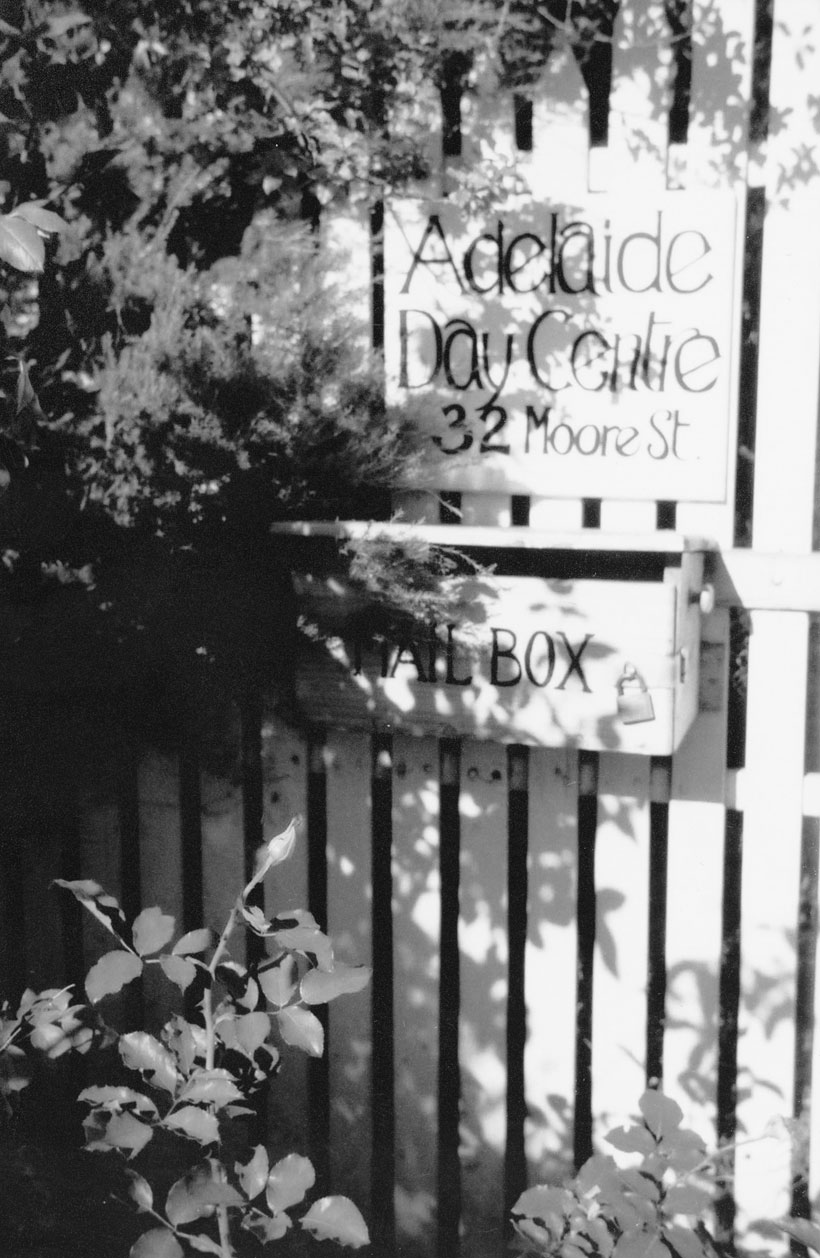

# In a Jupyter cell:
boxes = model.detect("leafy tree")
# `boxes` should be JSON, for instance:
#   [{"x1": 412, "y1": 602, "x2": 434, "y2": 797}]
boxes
[
  {"x1": 0, "y1": 0, "x2": 493, "y2": 715},
  {"x1": 2, "y1": 820, "x2": 374, "y2": 1257},
  {"x1": 0, "y1": 0, "x2": 661, "y2": 573},
  {"x1": 0, "y1": 2, "x2": 712, "y2": 703}
]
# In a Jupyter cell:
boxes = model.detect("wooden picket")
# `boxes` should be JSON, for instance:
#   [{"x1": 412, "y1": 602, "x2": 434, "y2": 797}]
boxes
[
  {"x1": 391, "y1": 733, "x2": 441, "y2": 1258},
  {"x1": 524, "y1": 747, "x2": 579, "y2": 1182},
  {"x1": 4, "y1": 5, "x2": 820, "y2": 1258},
  {"x1": 457, "y1": 739, "x2": 509, "y2": 1258},
  {"x1": 325, "y1": 729, "x2": 374, "y2": 1210},
  {"x1": 260, "y1": 715, "x2": 311, "y2": 1161},
  {"x1": 734, "y1": 2, "x2": 820, "y2": 1240},
  {"x1": 590, "y1": 754, "x2": 653, "y2": 1140},
  {"x1": 664, "y1": 0, "x2": 754, "y2": 1174}
]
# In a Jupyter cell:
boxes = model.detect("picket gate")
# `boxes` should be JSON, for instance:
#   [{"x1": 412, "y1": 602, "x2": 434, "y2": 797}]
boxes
[{"x1": 3, "y1": 4, "x2": 820, "y2": 1257}]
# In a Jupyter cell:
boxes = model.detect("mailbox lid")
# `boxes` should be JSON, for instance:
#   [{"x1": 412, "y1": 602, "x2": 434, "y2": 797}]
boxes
[{"x1": 295, "y1": 574, "x2": 688, "y2": 754}]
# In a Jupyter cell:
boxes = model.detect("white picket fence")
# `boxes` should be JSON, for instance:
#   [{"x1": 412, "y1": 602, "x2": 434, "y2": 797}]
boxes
[{"x1": 3, "y1": 4, "x2": 820, "y2": 1257}]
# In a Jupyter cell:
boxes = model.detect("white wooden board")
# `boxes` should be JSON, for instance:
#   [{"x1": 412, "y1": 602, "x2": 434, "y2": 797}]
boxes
[
  {"x1": 325, "y1": 730, "x2": 373, "y2": 1211},
  {"x1": 591, "y1": 753, "x2": 651, "y2": 1143},
  {"x1": 458, "y1": 739, "x2": 509, "y2": 1258},
  {"x1": 392, "y1": 734, "x2": 441, "y2": 1257},
  {"x1": 525, "y1": 746, "x2": 579, "y2": 1180},
  {"x1": 665, "y1": 608, "x2": 730, "y2": 1148}
]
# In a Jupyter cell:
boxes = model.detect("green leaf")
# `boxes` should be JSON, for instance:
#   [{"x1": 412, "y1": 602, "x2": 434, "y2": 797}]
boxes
[
  {"x1": 657, "y1": 1129, "x2": 707, "y2": 1171},
  {"x1": 163, "y1": 1106, "x2": 219, "y2": 1144},
  {"x1": 586, "y1": 1217, "x2": 616, "y2": 1258},
  {"x1": 513, "y1": 1216, "x2": 553, "y2": 1251},
  {"x1": 276, "y1": 1006, "x2": 324, "y2": 1056},
  {"x1": 606, "y1": 1201, "x2": 645, "y2": 1235},
  {"x1": 130, "y1": 1228, "x2": 184, "y2": 1258},
  {"x1": 19, "y1": 987, "x2": 73, "y2": 1019},
  {"x1": 576, "y1": 1154, "x2": 620, "y2": 1196},
  {"x1": 172, "y1": 929, "x2": 213, "y2": 956},
  {"x1": 272, "y1": 925, "x2": 334, "y2": 972},
  {"x1": 158, "y1": 954, "x2": 198, "y2": 993},
  {"x1": 216, "y1": 961, "x2": 259, "y2": 1010},
  {"x1": 272, "y1": 910, "x2": 321, "y2": 932},
  {"x1": 126, "y1": 1169, "x2": 154, "y2": 1213},
  {"x1": 29, "y1": 1014, "x2": 86, "y2": 1057},
  {"x1": 85, "y1": 950, "x2": 144, "y2": 1002},
  {"x1": 242, "y1": 1210, "x2": 291, "y2": 1242},
  {"x1": 612, "y1": 1229, "x2": 669, "y2": 1258},
  {"x1": 240, "y1": 903, "x2": 270, "y2": 934},
  {"x1": 266, "y1": 1154, "x2": 315, "y2": 1214},
  {"x1": 184, "y1": 1234, "x2": 224, "y2": 1254},
  {"x1": 87, "y1": 1112, "x2": 154, "y2": 1157},
  {"x1": 639, "y1": 1091, "x2": 683, "y2": 1140},
  {"x1": 78, "y1": 1085, "x2": 158, "y2": 1118},
  {"x1": 53, "y1": 879, "x2": 127, "y2": 941},
  {"x1": 9, "y1": 202, "x2": 67, "y2": 235},
  {"x1": 512, "y1": 1185, "x2": 573, "y2": 1234},
  {"x1": 258, "y1": 956, "x2": 297, "y2": 1007},
  {"x1": 163, "y1": 1016, "x2": 202, "y2": 1075},
  {"x1": 15, "y1": 358, "x2": 44, "y2": 418},
  {"x1": 776, "y1": 1218, "x2": 820, "y2": 1255},
  {"x1": 235, "y1": 1011, "x2": 271, "y2": 1055},
  {"x1": 301, "y1": 1196, "x2": 370, "y2": 1248},
  {"x1": 619, "y1": 1170, "x2": 660, "y2": 1203},
  {"x1": 0, "y1": 214, "x2": 44, "y2": 272},
  {"x1": 180, "y1": 1069, "x2": 243, "y2": 1108},
  {"x1": 237, "y1": 1145, "x2": 269, "y2": 1200},
  {"x1": 166, "y1": 1162, "x2": 244, "y2": 1227},
  {"x1": 0, "y1": 1043, "x2": 32, "y2": 1096},
  {"x1": 606, "y1": 1124, "x2": 658, "y2": 1156},
  {"x1": 120, "y1": 1031, "x2": 180, "y2": 1094},
  {"x1": 662, "y1": 1223, "x2": 712, "y2": 1258},
  {"x1": 106, "y1": 1113, "x2": 155, "y2": 1157},
  {"x1": 663, "y1": 1185, "x2": 713, "y2": 1216},
  {"x1": 300, "y1": 963, "x2": 371, "y2": 1005},
  {"x1": 133, "y1": 907, "x2": 176, "y2": 956}
]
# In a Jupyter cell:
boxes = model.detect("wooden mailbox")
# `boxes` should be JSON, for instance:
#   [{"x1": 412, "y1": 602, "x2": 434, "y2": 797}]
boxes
[{"x1": 283, "y1": 524, "x2": 715, "y2": 756}]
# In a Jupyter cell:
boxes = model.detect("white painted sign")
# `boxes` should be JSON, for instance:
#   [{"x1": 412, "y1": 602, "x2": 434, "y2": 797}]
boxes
[
  {"x1": 296, "y1": 574, "x2": 701, "y2": 754},
  {"x1": 385, "y1": 194, "x2": 739, "y2": 502}
]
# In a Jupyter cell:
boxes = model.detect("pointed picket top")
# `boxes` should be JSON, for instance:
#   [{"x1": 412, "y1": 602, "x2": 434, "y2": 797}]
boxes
[
  {"x1": 523, "y1": 36, "x2": 586, "y2": 542},
  {"x1": 321, "y1": 205, "x2": 370, "y2": 335},
  {"x1": 443, "y1": 50, "x2": 521, "y2": 207},
  {"x1": 387, "y1": 50, "x2": 445, "y2": 198},
  {"x1": 529, "y1": 37, "x2": 589, "y2": 200},
  {"x1": 756, "y1": 0, "x2": 820, "y2": 206},
  {"x1": 463, "y1": 50, "x2": 516, "y2": 167},
  {"x1": 600, "y1": 0, "x2": 674, "y2": 192},
  {"x1": 675, "y1": 0, "x2": 753, "y2": 547},
  {"x1": 679, "y1": 0, "x2": 754, "y2": 189}
]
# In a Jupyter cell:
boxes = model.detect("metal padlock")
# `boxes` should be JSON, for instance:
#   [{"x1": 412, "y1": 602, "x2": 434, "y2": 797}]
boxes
[{"x1": 616, "y1": 663, "x2": 655, "y2": 724}]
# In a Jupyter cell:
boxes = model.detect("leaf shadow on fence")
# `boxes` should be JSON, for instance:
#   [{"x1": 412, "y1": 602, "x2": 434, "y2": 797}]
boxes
[{"x1": 4, "y1": 7, "x2": 820, "y2": 1257}]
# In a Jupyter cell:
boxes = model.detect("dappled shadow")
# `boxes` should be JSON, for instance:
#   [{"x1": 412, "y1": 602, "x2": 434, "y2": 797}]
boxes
[
  {"x1": 4, "y1": 7, "x2": 820, "y2": 1258},
  {"x1": 384, "y1": 188, "x2": 736, "y2": 508},
  {"x1": 291, "y1": 551, "x2": 692, "y2": 757}
]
